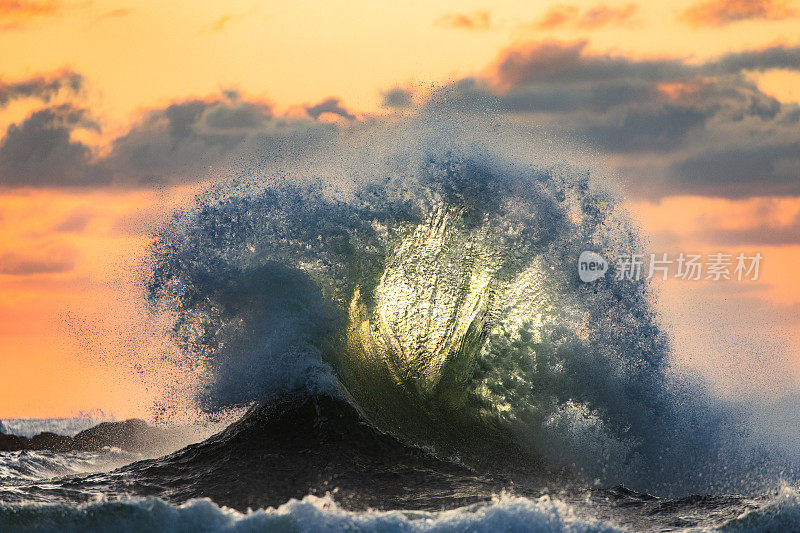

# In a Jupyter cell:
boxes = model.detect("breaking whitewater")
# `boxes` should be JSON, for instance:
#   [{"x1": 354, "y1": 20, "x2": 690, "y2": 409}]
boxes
[{"x1": 2, "y1": 116, "x2": 800, "y2": 532}]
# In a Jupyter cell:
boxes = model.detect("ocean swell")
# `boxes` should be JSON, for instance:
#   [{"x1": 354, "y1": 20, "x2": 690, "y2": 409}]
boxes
[{"x1": 143, "y1": 116, "x2": 773, "y2": 496}]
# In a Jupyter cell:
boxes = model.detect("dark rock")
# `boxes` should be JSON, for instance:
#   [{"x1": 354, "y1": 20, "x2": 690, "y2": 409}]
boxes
[
  {"x1": 0, "y1": 433, "x2": 30, "y2": 452},
  {"x1": 29, "y1": 432, "x2": 72, "y2": 451},
  {"x1": 0, "y1": 419, "x2": 184, "y2": 454}
]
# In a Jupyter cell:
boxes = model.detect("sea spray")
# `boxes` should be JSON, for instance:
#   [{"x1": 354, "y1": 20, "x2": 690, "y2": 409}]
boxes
[{"x1": 143, "y1": 114, "x2": 776, "y2": 496}]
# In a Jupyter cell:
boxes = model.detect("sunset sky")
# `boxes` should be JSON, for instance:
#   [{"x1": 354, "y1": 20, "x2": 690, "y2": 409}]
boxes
[{"x1": 1, "y1": 0, "x2": 799, "y2": 418}]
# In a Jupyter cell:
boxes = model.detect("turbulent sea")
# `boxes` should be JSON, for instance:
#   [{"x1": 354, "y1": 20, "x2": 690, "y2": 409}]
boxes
[{"x1": 2, "y1": 116, "x2": 800, "y2": 532}]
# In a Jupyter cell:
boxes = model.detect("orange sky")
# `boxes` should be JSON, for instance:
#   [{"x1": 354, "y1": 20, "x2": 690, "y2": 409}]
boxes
[{"x1": 1, "y1": 0, "x2": 799, "y2": 418}]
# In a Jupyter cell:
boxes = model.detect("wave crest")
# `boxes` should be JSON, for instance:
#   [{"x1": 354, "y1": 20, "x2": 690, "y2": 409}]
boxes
[{"x1": 145, "y1": 116, "x2": 766, "y2": 495}]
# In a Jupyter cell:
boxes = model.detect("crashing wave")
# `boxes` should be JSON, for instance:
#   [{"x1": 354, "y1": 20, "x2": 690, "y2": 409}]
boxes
[{"x1": 139, "y1": 114, "x2": 784, "y2": 497}]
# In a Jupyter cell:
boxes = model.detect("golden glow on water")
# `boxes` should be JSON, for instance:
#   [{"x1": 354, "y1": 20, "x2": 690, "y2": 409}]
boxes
[{"x1": 343, "y1": 218, "x2": 491, "y2": 415}]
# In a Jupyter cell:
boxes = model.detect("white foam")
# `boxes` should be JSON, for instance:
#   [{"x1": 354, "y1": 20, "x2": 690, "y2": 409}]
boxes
[
  {"x1": 1, "y1": 418, "x2": 111, "y2": 438},
  {"x1": 0, "y1": 449, "x2": 140, "y2": 482},
  {"x1": 0, "y1": 492, "x2": 624, "y2": 532}
]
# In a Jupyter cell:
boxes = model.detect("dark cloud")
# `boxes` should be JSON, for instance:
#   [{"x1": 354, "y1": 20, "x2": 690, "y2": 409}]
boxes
[
  {"x1": 710, "y1": 44, "x2": 800, "y2": 73},
  {"x1": 534, "y1": 3, "x2": 638, "y2": 30},
  {"x1": 426, "y1": 40, "x2": 800, "y2": 198},
  {"x1": 0, "y1": 248, "x2": 76, "y2": 275},
  {"x1": 305, "y1": 97, "x2": 355, "y2": 121},
  {"x1": 680, "y1": 0, "x2": 796, "y2": 26},
  {"x1": 493, "y1": 40, "x2": 590, "y2": 88},
  {"x1": 381, "y1": 87, "x2": 414, "y2": 109},
  {"x1": 2, "y1": 44, "x2": 798, "y2": 200},
  {"x1": 582, "y1": 105, "x2": 711, "y2": 152},
  {"x1": 616, "y1": 134, "x2": 800, "y2": 199},
  {"x1": 669, "y1": 142, "x2": 800, "y2": 198},
  {"x1": 105, "y1": 96, "x2": 289, "y2": 185},
  {"x1": 434, "y1": 10, "x2": 491, "y2": 30},
  {"x1": 105, "y1": 99, "x2": 247, "y2": 183},
  {"x1": 487, "y1": 41, "x2": 789, "y2": 135},
  {"x1": 491, "y1": 41, "x2": 800, "y2": 90},
  {"x1": 0, "y1": 70, "x2": 83, "y2": 108},
  {"x1": 0, "y1": 93, "x2": 336, "y2": 188},
  {"x1": 0, "y1": 104, "x2": 108, "y2": 187}
]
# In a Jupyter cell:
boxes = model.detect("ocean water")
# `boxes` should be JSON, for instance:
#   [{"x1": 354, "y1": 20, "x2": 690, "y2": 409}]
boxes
[
  {"x1": 0, "y1": 493, "x2": 629, "y2": 533},
  {"x1": 1, "y1": 418, "x2": 111, "y2": 439},
  {"x1": 2, "y1": 115, "x2": 798, "y2": 532}
]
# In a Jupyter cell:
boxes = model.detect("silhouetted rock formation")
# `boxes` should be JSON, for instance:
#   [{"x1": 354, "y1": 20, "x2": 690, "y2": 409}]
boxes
[{"x1": 0, "y1": 419, "x2": 184, "y2": 455}]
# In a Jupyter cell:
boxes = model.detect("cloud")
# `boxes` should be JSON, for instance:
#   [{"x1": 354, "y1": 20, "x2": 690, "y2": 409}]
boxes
[
  {"x1": 381, "y1": 87, "x2": 414, "y2": 109},
  {"x1": 580, "y1": 3, "x2": 638, "y2": 28},
  {"x1": 699, "y1": 211, "x2": 800, "y2": 245},
  {"x1": 680, "y1": 0, "x2": 797, "y2": 26},
  {"x1": 710, "y1": 44, "x2": 800, "y2": 72},
  {"x1": 0, "y1": 70, "x2": 83, "y2": 108},
  {"x1": 0, "y1": 104, "x2": 108, "y2": 187},
  {"x1": 492, "y1": 40, "x2": 591, "y2": 88},
  {"x1": 534, "y1": 4, "x2": 580, "y2": 29},
  {"x1": 305, "y1": 97, "x2": 355, "y2": 121},
  {"x1": 0, "y1": 248, "x2": 76, "y2": 275},
  {"x1": 0, "y1": 92, "x2": 337, "y2": 188},
  {"x1": 105, "y1": 95, "x2": 329, "y2": 185},
  {"x1": 3, "y1": 45, "x2": 798, "y2": 200},
  {"x1": 534, "y1": 3, "x2": 638, "y2": 30},
  {"x1": 53, "y1": 207, "x2": 93, "y2": 232},
  {"x1": 490, "y1": 41, "x2": 800, "y2": 91},
  {"x1": 0, "y1": 0, "x2": 77, "y2": 29},
  {"x1": 425, "y1": 40, "x2": 800, "y2": 198},
  {"x1": 668, "y1": 142, "x2": 800, "y2": 198},
  {"x1": 581, "y1": 105, "x2": 711, "y2": 152},
  {"x1": 0, "y1": 0, "x2": 59, "y2": 17},
  {"x1": 435, "y1": 10, "x2": 492, "y2": 30}
]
